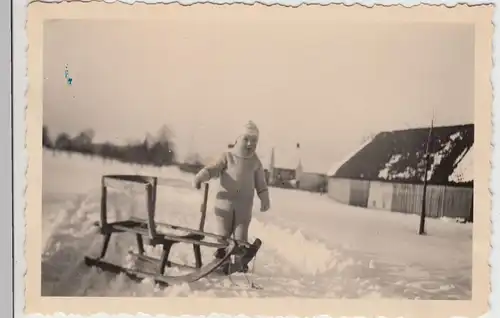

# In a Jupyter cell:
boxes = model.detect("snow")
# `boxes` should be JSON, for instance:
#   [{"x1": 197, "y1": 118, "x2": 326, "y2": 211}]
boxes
[
  {"x1": 430, "y1": 132, "x2": 463, "y2": 181},
  {"x1": 42, "y1": 149, "x2": 472, "y2": 299},
  {"x1": 449, "y1": 144, "x2": 474, "y2": 183},
  {"x1": 378, "y1": 154, "x2": 404, "y2": 179}
]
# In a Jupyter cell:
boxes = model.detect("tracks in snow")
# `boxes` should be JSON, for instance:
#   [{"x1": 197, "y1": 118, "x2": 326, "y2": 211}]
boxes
[{"x1": 41, "y1": 188, "x2": 347, "y2": 297}]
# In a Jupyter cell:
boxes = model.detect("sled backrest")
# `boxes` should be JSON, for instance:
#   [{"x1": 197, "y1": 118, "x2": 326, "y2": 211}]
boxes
[{"x1": 100, "y1": 174, "x2": 158, "y2": 239}]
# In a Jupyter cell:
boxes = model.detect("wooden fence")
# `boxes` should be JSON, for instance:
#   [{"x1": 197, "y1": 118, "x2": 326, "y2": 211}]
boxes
[{"x1": 327, "y1": 177, "x2": 473, "y2": 220}]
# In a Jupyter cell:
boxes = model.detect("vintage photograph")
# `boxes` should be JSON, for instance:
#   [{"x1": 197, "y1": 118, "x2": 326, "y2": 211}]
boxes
[{"x1": 32, "y1": 3, "x2": 490, "y2": 311}]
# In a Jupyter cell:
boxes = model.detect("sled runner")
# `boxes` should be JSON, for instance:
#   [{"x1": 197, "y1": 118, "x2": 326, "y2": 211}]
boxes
[{"x1": 84, "y1": 174, "x2": 259, "y2": 286}]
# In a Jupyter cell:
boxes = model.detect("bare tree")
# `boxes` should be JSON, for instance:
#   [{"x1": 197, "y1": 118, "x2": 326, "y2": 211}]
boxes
[{"x1": 54, "y1": 132, "x2": 72, "y2": 150}]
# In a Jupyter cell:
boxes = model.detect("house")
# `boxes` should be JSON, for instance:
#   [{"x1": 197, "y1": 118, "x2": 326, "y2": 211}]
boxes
[
  {"x1": 264, "y1": 144, "x2": 328, "y2": 192},
  {"x1": 264, "y1": 146, "x2": 300, "y2": 189},
  {"x1": 326, "y1": 124, "x2": 474, "y2": 221}
]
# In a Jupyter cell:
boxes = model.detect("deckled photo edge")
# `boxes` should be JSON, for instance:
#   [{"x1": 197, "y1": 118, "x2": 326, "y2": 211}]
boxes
[{"x1": 22, "y1": 2, "x2": 494, "y2": 318}]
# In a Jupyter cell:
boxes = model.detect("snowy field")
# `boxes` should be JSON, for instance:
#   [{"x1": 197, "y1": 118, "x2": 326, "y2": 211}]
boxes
[{"x1": 41, "y1": 149, "x2": 473, "y2": 299}]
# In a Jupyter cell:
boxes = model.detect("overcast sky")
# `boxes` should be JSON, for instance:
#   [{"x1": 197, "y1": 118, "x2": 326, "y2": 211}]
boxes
[{"x1": 43, "y1": 19, "x2": 474, "y2": 173}]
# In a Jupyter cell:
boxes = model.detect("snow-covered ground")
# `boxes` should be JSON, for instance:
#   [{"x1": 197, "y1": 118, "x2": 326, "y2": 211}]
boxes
[{"x1": 41, "y1": 149, "x2": 473, "y2": 299}]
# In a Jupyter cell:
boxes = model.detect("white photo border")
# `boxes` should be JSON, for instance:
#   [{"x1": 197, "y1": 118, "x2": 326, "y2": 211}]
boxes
[{"x1": 12, "y1": 0, "x2": 498, "y2": 318}]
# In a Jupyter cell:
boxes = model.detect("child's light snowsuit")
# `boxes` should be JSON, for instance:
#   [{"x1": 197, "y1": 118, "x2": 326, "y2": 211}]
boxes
[{"x1": 194, "y1": 151, "x2": 269, "y2": 242}]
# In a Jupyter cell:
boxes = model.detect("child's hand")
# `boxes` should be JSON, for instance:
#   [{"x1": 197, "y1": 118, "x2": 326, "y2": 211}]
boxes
[
  {"x1": 193, "y1": 179, "x2": 202, "y2": 190},
  {"x1": 193, "y1": 169, "x2": 210, "y2": 190},
  {"x1": 260, "y1": 201, "x2": 270, "y2": 212}
]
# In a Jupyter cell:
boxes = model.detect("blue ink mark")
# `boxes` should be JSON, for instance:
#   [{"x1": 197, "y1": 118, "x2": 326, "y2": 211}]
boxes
[{"x1": 64, "y1": 65, "x2": 73, "y2": 85}]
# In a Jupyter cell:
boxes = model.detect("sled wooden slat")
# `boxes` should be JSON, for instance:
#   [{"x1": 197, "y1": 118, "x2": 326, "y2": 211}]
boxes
[
  {"x1": 111, "y1": 223, "x2": 149, "y2": 236},
  {"x1": 127, "y1": 251, "x2": 197, "y2": 270},
  {"x1": 104, "y1": 178, "x2": 149, "y2": 193},
  {"x1": 129, "y1": 216, "x2": 252, "y2": 249},
  {"x1": 111, "y1": 221, "x2": 224, "y2": 248}
]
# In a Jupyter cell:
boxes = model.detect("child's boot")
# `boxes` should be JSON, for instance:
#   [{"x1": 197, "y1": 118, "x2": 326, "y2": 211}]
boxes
[
  {"x1": 235, "y1": 239, "x2": 262, "y2": 273},
  {"x1": 214, "y1": 248, "x2": 226, "y2": 259},
  {"x1": 213, "y1": 248, "x2": 232, "y2": 275}
]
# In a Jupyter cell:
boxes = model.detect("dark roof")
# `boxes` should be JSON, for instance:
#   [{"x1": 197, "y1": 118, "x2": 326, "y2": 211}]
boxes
[{"x1": 330, "y1": 124, "x2": 474, "y2": 186}]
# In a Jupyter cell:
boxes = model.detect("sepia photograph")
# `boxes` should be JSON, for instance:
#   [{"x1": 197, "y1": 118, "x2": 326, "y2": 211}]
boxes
[{"x1": 25, "y1": 2, "x2": 493, "y2": 317}]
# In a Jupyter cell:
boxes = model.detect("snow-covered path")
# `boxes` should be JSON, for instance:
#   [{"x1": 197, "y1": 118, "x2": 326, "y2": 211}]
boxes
[
  {"x1": 253, "y1": 191, "x2": 472, "y2": 299},
  {"x1": 41, "y1": 150, "x2": 472, "y2": 299}
]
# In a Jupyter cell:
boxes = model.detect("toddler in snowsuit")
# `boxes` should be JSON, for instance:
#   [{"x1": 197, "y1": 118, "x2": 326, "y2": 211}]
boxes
[{"x1": 193, "y1": 121, "x2": 270, "y2": 261}]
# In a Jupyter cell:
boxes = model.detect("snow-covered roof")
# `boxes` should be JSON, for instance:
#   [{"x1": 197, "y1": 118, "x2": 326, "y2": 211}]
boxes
[
  {"x1": 448, "y1": 144, "x2": 473, "y2": 183},
  {"x1": 327, "y1": 137, "x2": 374, "y2": 177},
  {"x1": 326, "y1": 124, "x2": 474, "y2": 184}
]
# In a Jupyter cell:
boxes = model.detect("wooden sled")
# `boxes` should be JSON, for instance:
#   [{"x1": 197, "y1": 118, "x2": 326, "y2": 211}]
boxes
[{"x1": 84, "y1": 174, "x2": 254, "y2": 286}]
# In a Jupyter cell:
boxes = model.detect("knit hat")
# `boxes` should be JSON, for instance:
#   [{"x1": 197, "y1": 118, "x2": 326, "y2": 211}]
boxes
[
  {"x1": 228, "y1": 121, "x2": 260, "y2": 149},
  {"x1": 242, "y1": 120, "x2": 259, "y2": 138}
]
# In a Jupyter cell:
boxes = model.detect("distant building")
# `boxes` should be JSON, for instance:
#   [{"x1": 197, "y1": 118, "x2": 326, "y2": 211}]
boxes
[
  {"x1": 265, "y1": 144, "x2": 327, "y2": 193},
  {"x1": 326, "y1": 124, "x2": 474, "y2": 221},
  {"x1": 265, "y1": 146, "x2": 298, "y2": 189}
]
